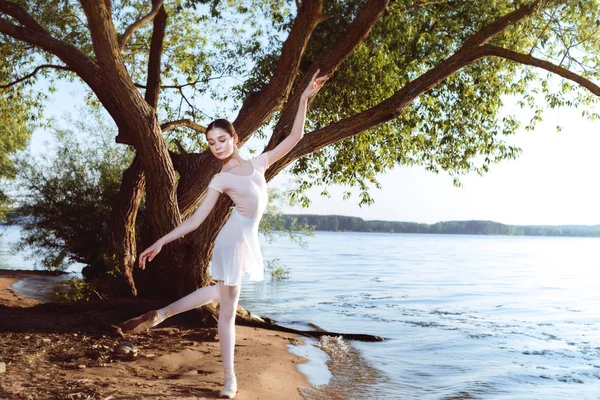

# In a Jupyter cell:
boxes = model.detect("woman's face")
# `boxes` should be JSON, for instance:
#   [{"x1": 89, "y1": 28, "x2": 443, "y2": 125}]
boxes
[{"x1": 206, "y1": 127, "x2": 237, "y2": 160}]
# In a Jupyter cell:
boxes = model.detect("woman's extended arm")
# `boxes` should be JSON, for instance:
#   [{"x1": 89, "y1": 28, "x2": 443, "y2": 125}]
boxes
[
  {"x1": 138, "y1": 188, "x2": 221, "y2": 269},
  {"x1": 265, "y1": 69, "x2": 328, "y2": 165}
]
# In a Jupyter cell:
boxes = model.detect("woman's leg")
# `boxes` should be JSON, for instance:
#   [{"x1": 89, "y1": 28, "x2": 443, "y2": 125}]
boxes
[
  {"x1": 217, "y1": 281, "x2": 241, "y2": 369},
  {"x1": 156, "y1": 284, "x2": 221, "y2": 323},
  {"x1": 119, "y1": 284, "x2": 221, "y2": 333},
  {"x1": 218, "y1": 281, "x2": 241, "y2": 398}
]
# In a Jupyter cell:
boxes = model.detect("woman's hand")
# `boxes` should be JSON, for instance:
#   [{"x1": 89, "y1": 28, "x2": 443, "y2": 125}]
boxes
[
  {"x1": 139, "y1": 240, "x2": 163, "y2": 270},
  {"x1": 301, "y1": 69, "x2": 329, "y2": 100}
]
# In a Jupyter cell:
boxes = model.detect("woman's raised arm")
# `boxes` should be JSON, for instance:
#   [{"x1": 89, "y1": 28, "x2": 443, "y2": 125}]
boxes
[{"x1": 265, "y1": 69, "x2": 328, "y2": 166}]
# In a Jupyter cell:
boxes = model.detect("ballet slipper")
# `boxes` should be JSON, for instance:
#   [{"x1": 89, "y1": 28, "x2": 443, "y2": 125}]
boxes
[
  {"x1": 118, "y1": 310, "x2": 159, "y2": 334},
  {"x1": 219, "y1": 369, "x2": 237, "y2": 399}
]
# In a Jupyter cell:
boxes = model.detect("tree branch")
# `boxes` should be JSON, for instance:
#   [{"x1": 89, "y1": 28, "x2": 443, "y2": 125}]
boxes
[
  {"x1": 264, "y1": 46, "x2": 490, "y2": 181},
  {"x1": 232, "y1": 0, "x2": 326, "y2": 143},
  {"x1": 144, "y1": 0, "x2": 167, "y2": 109},
  {"x1": 0, "y1": 1, "x2": 49, "y2": 34},
  {"x1": 0, "y1": 4, "x2": 132, "y2": 140},
  {"x1": 461, "y1": 1, "x2": 540, "y2": 49},
  {"x1": 161, "y1": 119, "x2": 206, "y2": 133},
  {"x1": 482, "y1": 44, "x2": 600, "y2": 96},
  {"x1": 118, "y1": 0, "x2": 164, "y2": 52},
  {"x1": 79, "y1": 0, "x2": 127, "y2": 74},
  {"x1": 0, "y1": 64, "x2": 71, "y2": 89},
  {"x1": 79, "y1": 0, "x2": 162, "y2": 146},
  {"x1": 135, "y1": 73, "x2": 239, "y2": 90},
  {"x1": 177, "y1": 87, "x2": 198, "y2": 119},
  {"x1": 528, "y1": 8, "x2": 555, "y2": 55},
  {"x1": 0, "y1": 17, "x2": 102, "y2": 92},
  {"x1": 263, "y1": 0, "x2": 544, "y2": 164},
  {"x1": 267, "y1": 37, "x2": 600, "y2": 181},
  {"x1": 264, "y1": 0, "x2": 391, "y2": 151},
  {"x1": 316, "y1": 0, "x2": 390, "y2": 74},
  {"x1": 174, "y1": 140, "x2": 188, "y2": 155}
]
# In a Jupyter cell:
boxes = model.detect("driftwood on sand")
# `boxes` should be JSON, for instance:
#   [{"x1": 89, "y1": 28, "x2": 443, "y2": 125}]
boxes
[{"x1": 234, "y1": 307, "x2": 386, "y2": 342}]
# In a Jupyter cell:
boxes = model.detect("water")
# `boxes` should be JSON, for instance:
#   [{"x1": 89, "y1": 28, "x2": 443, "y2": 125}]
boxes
[
  {"x1": 3, "y1": 226, "x2": 600, "y2": 398},
  {"x1": 0, "y1": 225, "x2": 84, "y2": 300},
  {"x1": 240, "y1": 232, "x2": 600, "y2": 399},
  {"x1": 0, "y1": 225, "x2": 37, "y2": 271}
]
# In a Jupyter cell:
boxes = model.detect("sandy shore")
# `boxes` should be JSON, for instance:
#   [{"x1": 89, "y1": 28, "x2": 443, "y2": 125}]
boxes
[
  {"x1": 0, "y1": 269, "x2": 52, "y2": 307},
  {"x1": 0, "y1": 270, "x2": 311, "y2": 399}
]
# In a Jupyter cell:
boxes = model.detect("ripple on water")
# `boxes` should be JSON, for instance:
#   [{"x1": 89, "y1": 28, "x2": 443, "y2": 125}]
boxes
[{"x1": 300, "y1": 336, "x2": 387, "y2": 400}]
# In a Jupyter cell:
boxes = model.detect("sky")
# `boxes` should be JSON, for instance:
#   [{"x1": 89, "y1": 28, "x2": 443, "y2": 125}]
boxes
[{"x1": 27, "y1": 79, "x2": 600, "y2": 227}]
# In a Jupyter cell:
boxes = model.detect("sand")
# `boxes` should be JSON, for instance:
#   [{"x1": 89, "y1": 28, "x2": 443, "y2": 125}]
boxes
[{"x1": 0, "y1": 270, "x2": 311, "y2": 399}]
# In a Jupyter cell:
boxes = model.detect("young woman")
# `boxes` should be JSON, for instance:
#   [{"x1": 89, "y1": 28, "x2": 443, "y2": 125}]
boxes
[{"x1": 118, "y1": 70, "x2": 328, "y2": 399}]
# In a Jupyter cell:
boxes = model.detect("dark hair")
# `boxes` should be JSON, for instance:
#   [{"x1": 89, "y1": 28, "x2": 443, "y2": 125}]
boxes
[{"x1": 205, "y1": 119, "x2": 236, "y2": 137}]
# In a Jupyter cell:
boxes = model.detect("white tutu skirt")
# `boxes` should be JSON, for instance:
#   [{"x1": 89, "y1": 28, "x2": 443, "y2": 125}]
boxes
[{"x1": 211, "y1": 208, "x2": 264, "y2": 286}]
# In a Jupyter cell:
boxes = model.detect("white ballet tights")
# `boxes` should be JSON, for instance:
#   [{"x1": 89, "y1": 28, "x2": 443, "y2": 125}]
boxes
[{"x1": 155, "y1": 281, "x2": 241, "y2": 372}]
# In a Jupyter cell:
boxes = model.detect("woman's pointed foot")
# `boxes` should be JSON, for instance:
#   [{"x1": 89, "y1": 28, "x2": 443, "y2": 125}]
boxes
[
  {"x1": 218, "y1": 381, "x2": 237, "y2": 399},
  {"x1": 219, "y1": 369, "x2": 237, "y2": 399},
  {"x1": 118, "y1": 310, "x2": 160, "y2": 334}
]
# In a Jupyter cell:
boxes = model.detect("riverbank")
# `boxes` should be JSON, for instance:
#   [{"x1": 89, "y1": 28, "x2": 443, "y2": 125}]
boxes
[
  {"x1": 0, "y1": 269, "x2": 62, "y2": 307},
  {"x1": 0, "y1": 271, "x2": 310, "y2": 399}
]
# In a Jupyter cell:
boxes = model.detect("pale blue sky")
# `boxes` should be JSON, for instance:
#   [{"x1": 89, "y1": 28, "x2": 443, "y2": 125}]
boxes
[{"x1": 28, "y1": 79, "x2": 600, "y2": 226}]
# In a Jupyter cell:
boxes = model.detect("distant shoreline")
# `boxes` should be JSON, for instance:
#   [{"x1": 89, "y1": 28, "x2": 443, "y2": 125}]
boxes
[
  {"x1": 269, "y1": 214, "x2": 600, "y2": 238},
  {"x1": 5, "y1": 215, "x2": 600, "y2": 238}
]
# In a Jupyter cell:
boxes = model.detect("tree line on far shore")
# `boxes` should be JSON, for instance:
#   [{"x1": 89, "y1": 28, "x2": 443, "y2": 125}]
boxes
[
  {"x1": 6, "y1": 209, "x2": 600, "y2": 239},
  {"x1": 266, "y1": 215, "x2": 600, "y2": 238}
]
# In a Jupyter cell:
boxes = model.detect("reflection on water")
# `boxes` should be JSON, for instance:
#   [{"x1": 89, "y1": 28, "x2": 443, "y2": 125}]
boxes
[{"x1": 241, "y1": 232, "x2": 600, "y2": 400}]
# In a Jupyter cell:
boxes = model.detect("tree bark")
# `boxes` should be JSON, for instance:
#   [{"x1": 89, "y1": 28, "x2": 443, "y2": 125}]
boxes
[
  {"x1": 103, "y1": 0, "x2": 188, "y2": 296},
  {"x1": 107, "y1": 154, "x2": 145, "y2": 297}
]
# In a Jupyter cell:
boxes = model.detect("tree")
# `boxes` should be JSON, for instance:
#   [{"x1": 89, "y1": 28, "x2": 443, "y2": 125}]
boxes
[
  {"x1": 0, "y1": 86, "x2": 36, "y2": 222},
  {"x1": 1, "y1": 0, "x2": 599, "y2": 298},
  {"x1": 12, "y1": 110, "x2": 135, "y2": 274}
]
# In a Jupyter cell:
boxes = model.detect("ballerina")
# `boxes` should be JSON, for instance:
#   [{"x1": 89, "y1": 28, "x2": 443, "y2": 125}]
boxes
[{"x1": 118, "y1": 70, "x2": 328, "y2": 399}]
